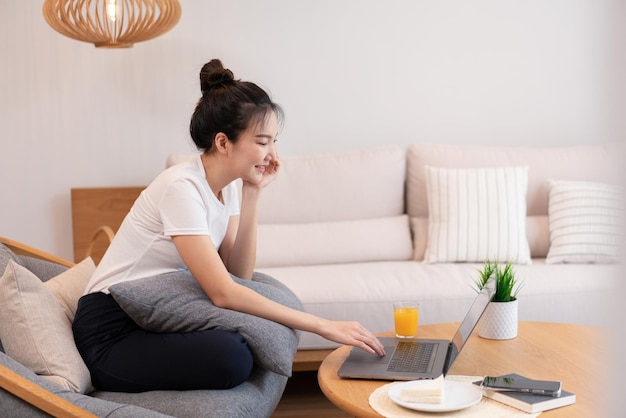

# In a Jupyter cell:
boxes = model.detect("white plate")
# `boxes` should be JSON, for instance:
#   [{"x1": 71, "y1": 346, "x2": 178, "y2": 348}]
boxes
[{"x1": 388, "y1": 380, "x2": 483, "y2": 413}]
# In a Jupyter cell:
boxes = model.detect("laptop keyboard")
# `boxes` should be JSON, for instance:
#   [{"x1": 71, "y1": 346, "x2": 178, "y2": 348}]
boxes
[{"x1": 386, "y1": 341, "x2": 436, "y2": 374}]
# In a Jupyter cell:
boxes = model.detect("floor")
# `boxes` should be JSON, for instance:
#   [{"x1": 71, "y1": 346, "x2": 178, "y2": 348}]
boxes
[{"x1": 271, "y1": 371, "x2": 351, "y2": 418}]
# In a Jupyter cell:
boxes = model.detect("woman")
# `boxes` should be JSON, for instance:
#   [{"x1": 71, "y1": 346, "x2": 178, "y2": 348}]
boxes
[{"x1": 73, "y1": 59, "x2": 385, "y2": 393}]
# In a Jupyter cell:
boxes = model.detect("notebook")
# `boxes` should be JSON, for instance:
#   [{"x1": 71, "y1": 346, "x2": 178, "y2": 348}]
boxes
[{"x1": 337, "y1": 277, "x2": 495, "y2": 381}]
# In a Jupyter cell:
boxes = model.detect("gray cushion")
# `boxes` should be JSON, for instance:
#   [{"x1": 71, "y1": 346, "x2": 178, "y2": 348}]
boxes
[
  {"x1": 19, "y1": 256, "x2": 68, "y2": 281},
  {"x1": 93, "y1": 364, "x2": 288, "y2": 418},
  {"x1": 0, "y1": 350, "x2": 167, "y2": 417},
  {"x1": 109, "y1": 271, "x2": 303, "y2": 377},
  {"x1": 0, "y1": 244, "x2": 69, "y2": 283},
  {"x1": 0, "y1": 243, "x2": 23, "y2": 274},
  {"x1": 1, "y1": 317, "x2": 286, "y2": 418}
]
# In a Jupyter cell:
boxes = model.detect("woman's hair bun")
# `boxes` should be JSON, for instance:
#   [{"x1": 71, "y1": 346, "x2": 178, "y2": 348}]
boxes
[{"x1": 200, "y1": 59, "x2": 235, "y2": 93}]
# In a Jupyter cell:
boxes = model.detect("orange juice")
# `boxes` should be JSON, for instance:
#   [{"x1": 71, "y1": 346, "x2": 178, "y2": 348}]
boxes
[{"x1": 393, "y1": 303, "x2": 419, "y2": 338}]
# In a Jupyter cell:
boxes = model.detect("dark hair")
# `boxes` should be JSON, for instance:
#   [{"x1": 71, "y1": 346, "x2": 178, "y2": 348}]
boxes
[{"x1": 189, "y1": 59, "x2": 283, "y2": 151}]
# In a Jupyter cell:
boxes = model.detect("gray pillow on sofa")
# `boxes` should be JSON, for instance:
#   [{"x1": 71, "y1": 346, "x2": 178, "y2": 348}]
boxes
[{"x1": 109, "y1": 271, "x2": 302, "y2": 377}]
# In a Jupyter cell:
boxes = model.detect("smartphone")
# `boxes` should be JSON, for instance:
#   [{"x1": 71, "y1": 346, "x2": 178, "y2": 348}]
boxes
[{"x1": 480, "y1": 376, "x2": 562, "y2": 397}]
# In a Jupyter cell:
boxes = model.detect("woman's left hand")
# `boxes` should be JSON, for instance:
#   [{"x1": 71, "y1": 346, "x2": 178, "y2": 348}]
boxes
[
  {"x1": 319, "y1": 319, "x2": 386, "y2": 357},
  {"x1": 243, "y1": 159, "x2": 280, "y2": 191},
  {"x1": 261, "y1": 159, "x2": 280, "y2": 187}
]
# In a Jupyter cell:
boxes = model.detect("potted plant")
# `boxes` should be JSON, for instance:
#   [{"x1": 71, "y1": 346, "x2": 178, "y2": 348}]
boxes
[{"x1": 473, "y1": 261, "x2": 523, "y2": 340}]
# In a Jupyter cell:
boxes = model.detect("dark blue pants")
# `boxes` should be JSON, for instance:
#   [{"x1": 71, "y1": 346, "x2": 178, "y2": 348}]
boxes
[{"x1": 72, "y1": 292, "x2": 253, "y2": 392}]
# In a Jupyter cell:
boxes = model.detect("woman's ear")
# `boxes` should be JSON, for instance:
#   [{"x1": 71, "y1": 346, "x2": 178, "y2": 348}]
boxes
[{"x1": 214, "y1": 133, "x2": 231, "y2": 155}]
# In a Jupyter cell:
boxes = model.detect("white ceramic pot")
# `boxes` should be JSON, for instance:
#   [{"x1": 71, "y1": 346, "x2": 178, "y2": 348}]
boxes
[{"x1": 477, "y1": 299, "x2": 518, "y2": 340}]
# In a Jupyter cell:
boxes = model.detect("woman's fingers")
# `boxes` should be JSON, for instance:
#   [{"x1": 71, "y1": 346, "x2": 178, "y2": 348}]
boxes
[
  {"x1": 320, "y1": 320, "x2": 386, "y2": 356},
  {"x1": 347, "y1": 323, "x2": 386, "y2": 356}
]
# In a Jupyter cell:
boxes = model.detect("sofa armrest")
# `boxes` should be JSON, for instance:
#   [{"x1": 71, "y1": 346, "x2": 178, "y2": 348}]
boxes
[{"x1": 0, "y1": 363, "x2": 95, "y2": 418}]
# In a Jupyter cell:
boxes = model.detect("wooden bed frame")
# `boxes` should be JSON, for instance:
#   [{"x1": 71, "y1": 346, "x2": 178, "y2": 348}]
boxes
[{"x1": 71, "y1": 187, "x2": 145, "y2": 265}]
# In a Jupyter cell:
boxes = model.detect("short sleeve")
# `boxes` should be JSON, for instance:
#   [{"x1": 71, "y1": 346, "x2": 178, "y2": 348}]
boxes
[{"x1": 160, "y1": 178, "x2": 211, "y2": 236}]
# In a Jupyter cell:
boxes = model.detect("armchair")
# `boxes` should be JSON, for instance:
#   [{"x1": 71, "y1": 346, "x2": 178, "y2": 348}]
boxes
[{"x1": 0, "y1": 237, "x2": 289, "y2": 418}]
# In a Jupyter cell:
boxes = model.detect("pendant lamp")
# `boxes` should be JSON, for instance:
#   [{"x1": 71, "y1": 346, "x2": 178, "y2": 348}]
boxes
[{"x1": 42, "y1": 0, "x2": 182, "y2": 48}]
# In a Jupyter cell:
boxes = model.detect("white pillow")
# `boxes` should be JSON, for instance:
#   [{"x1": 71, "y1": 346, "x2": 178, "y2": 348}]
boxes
[
  {"x1": 546, "y1": 180, "x2": 623, "y2": 264},
  {"x1": 43, "y1": 257, "x2": 95, "y2": 322},
  {"x1": 0, "y1": 261, "x2": 93, "y2": 393},
  {"x1": 412, "y1": 215, "x2": 550, "y2": 261},
  {"x1": 423, "y1": 166, "x2": 531, "y2": 264}
]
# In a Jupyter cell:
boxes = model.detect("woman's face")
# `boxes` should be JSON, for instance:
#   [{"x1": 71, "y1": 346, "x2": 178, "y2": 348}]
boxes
[{"x1": 231, "y1": 111, "x2": 279, "y2": 184}]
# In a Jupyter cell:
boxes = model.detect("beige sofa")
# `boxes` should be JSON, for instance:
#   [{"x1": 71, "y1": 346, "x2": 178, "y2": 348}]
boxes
[{"x1": 251, "y1": 143, "x2": 622, "y2": 350}]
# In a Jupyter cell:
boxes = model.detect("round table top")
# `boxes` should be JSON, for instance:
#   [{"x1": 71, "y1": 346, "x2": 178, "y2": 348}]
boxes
[{"x1": 318, "y1": 321, "x2": 610, "y2": 418}]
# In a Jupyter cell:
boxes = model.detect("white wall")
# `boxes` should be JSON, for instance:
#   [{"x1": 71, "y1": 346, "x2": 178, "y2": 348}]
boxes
[{"x1": 0, "y1": 0, "x2": 623, "y2": 259}]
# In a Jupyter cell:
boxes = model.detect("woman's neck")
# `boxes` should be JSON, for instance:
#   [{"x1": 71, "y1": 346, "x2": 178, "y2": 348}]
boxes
[{"x1": 200, "y1": 152, "x2": 232, "y2": 200}]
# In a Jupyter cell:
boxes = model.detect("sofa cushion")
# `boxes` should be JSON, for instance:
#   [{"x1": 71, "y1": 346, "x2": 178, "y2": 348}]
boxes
[
  {"x1": 546, "y1": 180, "x2": 623, "y2": 264},
  {"x1": 109, "y1": 271, "x2": 302, "y2": 377},
  {"x1": 93, "y1": 364, "x2": 287, "y2": 418},
  {"x1": 407, "y1": 143, "x2": 621, "y2": 259},
  {"x1": 423, "y1": 166, "x2": 531, "y2": 264},
  {"x1": 0, "y1": 350, "x2": 172, "y2": 417},
  {"x1": 0, "y1": 260, "x2": 92, "y2": 393},
  {"x1": 257, "y1": 145, "x2": 406, "y2": 224},
  {"x1": 258, "y1": 259, "x2": 618, "y2": 350},
  {"x1": 0, "y1": 242, "x2": 24, "y2": 273},
  {"x1": 43, "y1": 257, "x2": 95, "y2": 322},
  {"x1": 256, "y1": 215, "x2": 413, "y2": 268},
  {"x1": 19, "y1": 256, "x2": 69, "y2": 280},
  {"x1": 407, "y1": 143, "x2": 620, "y2": 218}
]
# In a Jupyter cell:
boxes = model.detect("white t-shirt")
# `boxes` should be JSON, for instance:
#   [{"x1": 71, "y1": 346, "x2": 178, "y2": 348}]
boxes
[{"x1": 85, "y1": 155, "x2": 240, "y2": 294}]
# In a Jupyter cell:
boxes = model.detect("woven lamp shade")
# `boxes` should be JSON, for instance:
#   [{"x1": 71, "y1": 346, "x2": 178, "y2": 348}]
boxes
[{"x1": 42, "y1": 0, "x2": 182, "y2": 48}]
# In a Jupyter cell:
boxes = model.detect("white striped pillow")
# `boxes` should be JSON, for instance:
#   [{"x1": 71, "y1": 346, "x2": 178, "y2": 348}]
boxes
[
  {"x1": 546, "y1": 180, "x2": 623, "y2": 264},
  {"x1": 424, "y1": 166, "x2": 531, "y2": 264}
]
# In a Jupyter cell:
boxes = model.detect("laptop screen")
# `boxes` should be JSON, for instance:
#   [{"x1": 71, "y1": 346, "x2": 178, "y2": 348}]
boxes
[{"x1": 446, "y1": 277, "x2": 495, "y2": 371}]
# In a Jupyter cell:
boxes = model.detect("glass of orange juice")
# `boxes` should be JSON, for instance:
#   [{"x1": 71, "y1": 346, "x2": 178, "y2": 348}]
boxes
[{"x1": 393, "y1": 301, "x2": 419, "y2": 338}]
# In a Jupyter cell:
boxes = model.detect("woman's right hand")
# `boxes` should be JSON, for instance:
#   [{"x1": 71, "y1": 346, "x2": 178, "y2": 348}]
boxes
[{"x1": 318, "y1": 319, "x2": 386, "y2": 357}]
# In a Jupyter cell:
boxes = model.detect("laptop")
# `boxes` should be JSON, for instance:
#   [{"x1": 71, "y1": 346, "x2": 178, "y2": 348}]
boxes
[{"x1": 337, "y1": 277, "x2": 495, "y2": 381}]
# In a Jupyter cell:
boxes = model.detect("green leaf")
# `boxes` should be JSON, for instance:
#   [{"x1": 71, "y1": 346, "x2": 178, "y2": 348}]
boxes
[{"x1": 473, "y1": 261, "x2": 523, "y2": 302}]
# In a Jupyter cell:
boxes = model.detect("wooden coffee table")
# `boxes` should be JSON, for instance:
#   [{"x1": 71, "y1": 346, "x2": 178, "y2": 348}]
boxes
[{"x1": 318, "y1": 321, "x2": 610, "y2": 417}]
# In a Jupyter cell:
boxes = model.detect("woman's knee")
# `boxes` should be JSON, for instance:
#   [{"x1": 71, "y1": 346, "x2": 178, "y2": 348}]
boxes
[{"x1": 213, "y1": 331, "x2": 254, "y2": 387}]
